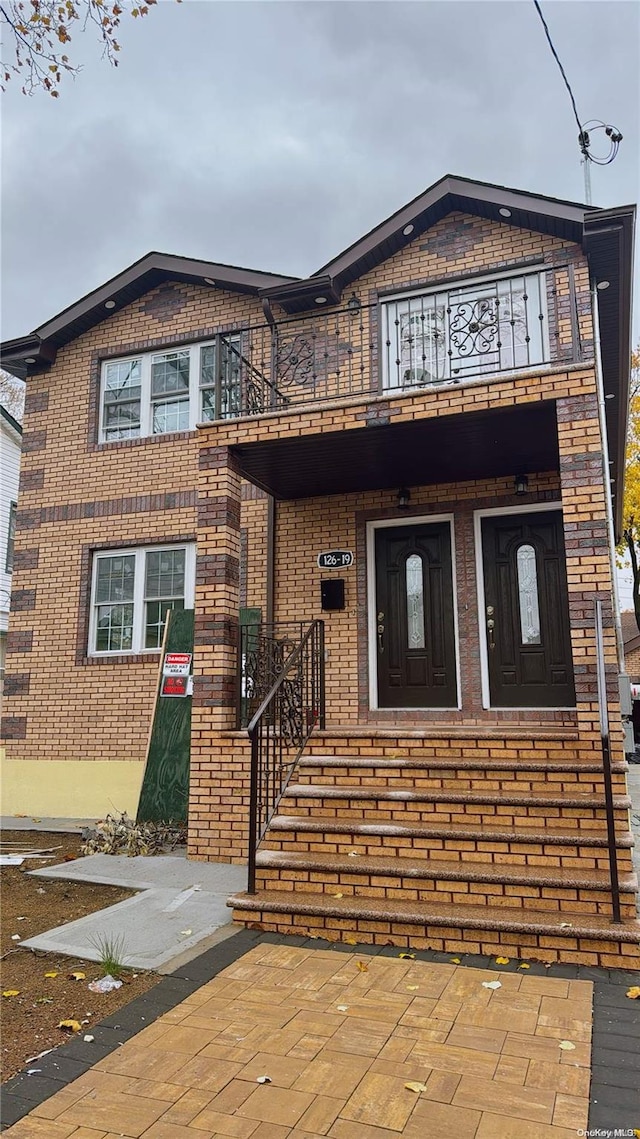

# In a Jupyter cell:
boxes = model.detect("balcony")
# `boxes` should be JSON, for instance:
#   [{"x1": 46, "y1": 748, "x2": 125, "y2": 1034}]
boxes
[{"x1": 203, "y1": 265, "x2": 589, "y2": 423}]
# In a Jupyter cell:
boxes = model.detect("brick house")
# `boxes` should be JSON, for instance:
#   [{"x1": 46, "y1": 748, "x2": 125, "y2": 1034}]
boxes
[{"x1": 2, "y1": 175, "x2": 638, "y2": 965}]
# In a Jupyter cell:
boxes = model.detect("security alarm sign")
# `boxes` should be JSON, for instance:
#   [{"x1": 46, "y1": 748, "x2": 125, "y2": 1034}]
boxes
[{"x1": 163, "y1": 652, "x2": 192, "y2": 677}]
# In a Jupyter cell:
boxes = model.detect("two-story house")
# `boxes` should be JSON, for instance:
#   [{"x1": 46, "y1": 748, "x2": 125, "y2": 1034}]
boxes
[{"x1": 2, "y1": 175, "x2": 638, "y2": 966}]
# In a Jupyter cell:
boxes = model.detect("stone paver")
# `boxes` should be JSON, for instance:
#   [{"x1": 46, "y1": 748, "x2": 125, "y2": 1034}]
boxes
[{"x1": 1, "y1": 944, "x2": 594, "y2": 1138}]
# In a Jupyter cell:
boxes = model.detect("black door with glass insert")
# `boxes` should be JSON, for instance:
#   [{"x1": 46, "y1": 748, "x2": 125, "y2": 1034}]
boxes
[
  {"x1": 374, "y1": 523, "x2": 457, "y2": 708},
  {"x1": 481, "y1": 511, "x2": 575, "y2": 708}
]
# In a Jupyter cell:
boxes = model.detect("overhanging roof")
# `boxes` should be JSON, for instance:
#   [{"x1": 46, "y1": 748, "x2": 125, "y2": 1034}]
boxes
[{"x1": 231, "y1": 402, "x2": 560, "y2": 500}]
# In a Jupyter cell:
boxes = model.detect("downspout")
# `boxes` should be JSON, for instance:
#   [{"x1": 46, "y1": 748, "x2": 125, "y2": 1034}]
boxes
[
  {"x1": 266, "y1": 495, "x2": 276, "y2": 627},
  {"x1": 591, "y1": 284, "x2": 625, "y2": 670}
]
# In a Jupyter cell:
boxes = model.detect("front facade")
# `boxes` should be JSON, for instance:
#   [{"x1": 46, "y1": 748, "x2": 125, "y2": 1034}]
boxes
[{"x1": 2, "y1": 176, "x2": 638, "y2": 964}]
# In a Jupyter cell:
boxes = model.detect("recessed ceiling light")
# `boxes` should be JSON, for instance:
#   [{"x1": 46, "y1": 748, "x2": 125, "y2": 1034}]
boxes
[
  {"x1": 402, "y1": 224, "x2": 414, "y2": 236},
  {"x1": 104, "y1": 300, "x2": 116, "y2": 309},
  {"x1": 499, "y1": 207, "x2": 512, "y2": 218},
  {"x1": 203, "y1": 278, "x2": 216, "y2": 286},
  {"x1": 596, "y1": 280, "x2": 610, "y2": 290},
  {"x1": 24, "y1": 357, "x2": 36, "y2": 364},
  {"x1": 315, "y1": 296, "x2": 327, "y2": 304},
  {"x1": 605, "y1": 392, "x2": 615, "y2": 399}
]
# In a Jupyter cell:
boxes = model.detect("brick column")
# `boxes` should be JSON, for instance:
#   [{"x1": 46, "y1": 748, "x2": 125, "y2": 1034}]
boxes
[
  {"x1": 192, "y1": 444, "x2": 242, "y2": 732},
  {"x1": 556, "y1": 392, "x2": 622, "y2": 753}
]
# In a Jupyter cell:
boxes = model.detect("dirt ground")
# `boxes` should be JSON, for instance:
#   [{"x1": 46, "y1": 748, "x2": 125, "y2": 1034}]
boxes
[{"x1": 0, "y1": 831, "x2": 161, "y2": 1081}]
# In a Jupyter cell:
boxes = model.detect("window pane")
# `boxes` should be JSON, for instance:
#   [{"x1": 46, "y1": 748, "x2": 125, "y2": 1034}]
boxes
[
  {"x1": 95, "y1": 555, "x2": 135, "y2": 603},
  {"x1": 102, "y1": 360, "x2": 141, "y2": 439},
  {"x1": 95, "y1": 603, "x2": 134, "y2": 652},
  {"x1": 152, "y1": 399, "x2": 189, "y2": 434},
  {"x1": 517, "y1": 544, "x2": 541, "y2": 644},
  {"x1": 406, "y1": 554, "x2": 425, "y2": 649},
  {"x1": 151, "y1": 352, "x2": 190, "y2": 396},
  {"x1": 199, "y1": 337, "x2": 242, "y2": 420},
  {"x1": 145, "y1": 597, "x2": 185, "y2": 649},
  {"x1": 145, "y1": 549, "x2": 186, "y2": 599}
]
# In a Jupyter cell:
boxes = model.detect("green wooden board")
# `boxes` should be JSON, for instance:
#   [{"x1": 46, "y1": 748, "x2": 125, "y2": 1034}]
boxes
[{"x1": 137, "y1": 608, "x2": 194, "y2": 824}]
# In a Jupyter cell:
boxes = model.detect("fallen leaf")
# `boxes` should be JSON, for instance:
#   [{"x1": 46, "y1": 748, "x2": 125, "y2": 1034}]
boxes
[
  {"x1": 344, "y1": 937, "x2": 358, "y2": 945},
  {"x1": 398, "y1": 952, "x2": 415, "y2": 959},
  {"x1": 16, "y1": 916, "x2": 27, "y2": 922},
  {"x1": 43, "y1": 972, "x2": 58, "y2": 979},
  {"x1": 58, "y1": 1020, "x2": 82, "y2": 1033},
  {"x1": 11, "y1": 935, "x2": 21, "y2": 941},
  {"x1": 406, "y1": 985, "x2": 419, "y2": 991},
  {"x1": 347, "y1": 851, "x2": 359, "y2": 857},
  {"x1": 34, "y1": 997, "x2": 53, "y2": 1005},
  {"x1": 626, "y1": 986, "x2": 640, "y2": 999},
  {"x1": 256, "y1": 1076, "x2": 272, "y2": 1084},
  {"x1": 404, "y1": 1081, "x2": 428, "y2": 1093},
  {"x1": 495, "y1": 957, "x2": 510, "y2": 965},
  {"x1": 558, "y1": 1040, "x2": 576, "y2": 1051},
  {"x1": 62, "y1": 854, "x2": 77, "y2": 862},
  {"x1": 83, "y1": 1035, "x2": 95, "y2": 1043},
  {"x1": 332, "y1": 893, "x2": 344, "y2": 899},
  {"x1": 449, "y1": 957, "x2": 461, "y2": 964},
  {"x1": 356, "y1": 961, "x2": 369, "y2": 972},
  {"x1": 336, "y1": 1005, "x2": 349, "y2": 1012},
  {"x1": 518, "y1": 963, "x2": 531, "y2": 969},
  {"x1": 180, "y1": 929, "x2": 192, "y2": 937},
  {"x1": 69, "y1": 972, "x2": 85, "y2": 981},
  {"x1": 31, "y1": 818, "x2": 41, "y2": 823},
  {"x1": 482, "y1": 980, "x2": 502, "y2": 990},
  {"x1": 2, "y1": 990, "x2": 20, "y2": 998},
  {"x1": 559, "y1": 922, "x2": 572, "y2": 928}
]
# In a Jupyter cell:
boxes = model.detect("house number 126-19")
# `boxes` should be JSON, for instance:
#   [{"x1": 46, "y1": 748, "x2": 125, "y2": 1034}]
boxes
[{"x1": 317, "y1": 551, "x2": 354, "y2": 569}]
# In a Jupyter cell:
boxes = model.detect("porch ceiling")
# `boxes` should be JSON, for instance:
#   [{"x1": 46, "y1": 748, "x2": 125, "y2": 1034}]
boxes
[{"x1": 231, "y1": 401, "x2": 559, "y2": 500}]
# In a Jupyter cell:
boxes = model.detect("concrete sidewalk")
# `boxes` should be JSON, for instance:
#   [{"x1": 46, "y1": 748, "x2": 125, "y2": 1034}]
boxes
[{"x1": 2, "y1": 932, "x2": 639, "y2": 1138}]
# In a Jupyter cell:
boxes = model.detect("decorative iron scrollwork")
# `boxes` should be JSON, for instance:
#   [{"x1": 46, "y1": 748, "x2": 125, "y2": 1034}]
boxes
[
  {"x1": 275, "y1": 332, "x2": 316, "y2": 388},
  {"x1": 449, "y1": 297, "x2": 500, "y2": 358}
]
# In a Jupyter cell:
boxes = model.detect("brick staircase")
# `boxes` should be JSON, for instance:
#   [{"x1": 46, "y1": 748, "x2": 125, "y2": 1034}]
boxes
[{"x1": 228, "y1": 728, "x2": 640, "y2": 967}]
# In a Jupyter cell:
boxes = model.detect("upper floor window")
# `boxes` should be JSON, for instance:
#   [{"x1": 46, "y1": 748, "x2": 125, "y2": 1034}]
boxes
[
  {"x1": 382, "y1": 268, "x2": 549, "y2": 391},
  {"x1": 89, "y1": 543, "x2": 195, "y2": 654},
  {"x1": 99, "y1": 337, "x2": 241, "y2": 442}
]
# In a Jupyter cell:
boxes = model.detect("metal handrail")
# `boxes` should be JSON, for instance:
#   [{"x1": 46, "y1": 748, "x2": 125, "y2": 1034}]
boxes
[
  {"x1": 594, "y1": 599, "x2": 622, "y2": 923},
  {"x1": 246, "y1": 619, "x2": 325, "y2": 893}
]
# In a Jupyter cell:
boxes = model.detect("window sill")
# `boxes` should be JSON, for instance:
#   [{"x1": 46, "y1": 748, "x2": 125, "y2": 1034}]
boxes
[
  {"x1": 92, "y1": 430, "x2": 197, "y2": 451},
  {"x1": 82, "y1": 652, "x2": 161, "y2": 665}
]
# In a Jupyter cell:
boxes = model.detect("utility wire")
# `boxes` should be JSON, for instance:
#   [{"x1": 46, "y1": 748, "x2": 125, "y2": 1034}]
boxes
[{"x1": 532, "y1": 0, "x2": 583, "y2": 137}]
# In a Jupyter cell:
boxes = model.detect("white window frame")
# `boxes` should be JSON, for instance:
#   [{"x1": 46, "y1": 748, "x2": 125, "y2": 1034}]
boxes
[
  {"x1": 98, "y1": 338, "x2": 241, "y2": 442},
  {"x1": 381, "y1": 265, "x2": 550, "y2": 392},
  {"x1": 89, "y1": 543, "x2": 195, "y2": 656}
]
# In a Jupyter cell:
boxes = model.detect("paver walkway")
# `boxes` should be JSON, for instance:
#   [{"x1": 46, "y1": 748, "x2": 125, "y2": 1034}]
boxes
[{"x1": 2, "y1": 942, "x2": 594, "y2": 1139}]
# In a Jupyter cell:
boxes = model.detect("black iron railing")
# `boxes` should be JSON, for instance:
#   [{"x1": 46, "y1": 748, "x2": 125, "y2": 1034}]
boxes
[
  {"x1": 245, "y1": 620, "x2": 325, "y2": 894},
  {"x1": 204, "y1": 264, "x2": 588, "y2": 420},
  {"x1": 594, "y1": 598, "x2": 621, "y2": 923}
]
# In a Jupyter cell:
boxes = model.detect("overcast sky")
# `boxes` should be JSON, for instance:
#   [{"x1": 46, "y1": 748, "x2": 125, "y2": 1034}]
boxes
[{"x1": 1, "y1": 0, "x2": 638, "y2": 341}]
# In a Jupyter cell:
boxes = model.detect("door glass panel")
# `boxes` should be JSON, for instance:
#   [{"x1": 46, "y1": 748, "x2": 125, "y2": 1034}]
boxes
[
  {"x1": 516, "y1": 544, "x2": 541, "y2": 644},
  {"x1": 406, "y1": 554, "x2": 425, "y2": 648}
]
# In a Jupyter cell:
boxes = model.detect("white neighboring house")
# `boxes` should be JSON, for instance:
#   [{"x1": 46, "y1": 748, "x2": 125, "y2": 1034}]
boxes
[{"x1": 1, "y1": 405, "x2": 22, "y2": 688}]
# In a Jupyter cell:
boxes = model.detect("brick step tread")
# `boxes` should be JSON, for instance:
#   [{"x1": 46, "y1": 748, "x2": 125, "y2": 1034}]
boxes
[
  {"x1": 268, "y1": 814, "x2": 635, "y2": 848},
  {"x1": 255, "y1": 848, "x2": 639, "y2": 894},
  {"x1": 312, "y1": 726, "x2": 580, "y2": 740},
  {"x1": 228, "y1": 889, "x2": 640, "y2": 943},
  {"x1": 283, "y1": 784, "x2": 631, "y2": 810},
  {"x1": 299, "y1": 755, "x2": 627, "y2": 774}
]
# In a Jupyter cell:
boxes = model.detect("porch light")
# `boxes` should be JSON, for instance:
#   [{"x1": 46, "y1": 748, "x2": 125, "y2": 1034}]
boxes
[
  {"x1": 348, "y1": 293, "x2": 361, "y2": 314},
  {"x1": 514, "y1": 474, "x2": 529, "y2": 495},
  {"x1": 104, "y1": 300, "x2": 116, "y2": 309},
  {"x1": 596, "y1": 280, "x2": 610, "y2": 290},
  {"x1": 397, "y1": 487, "x2": 411, "y2": 510}
]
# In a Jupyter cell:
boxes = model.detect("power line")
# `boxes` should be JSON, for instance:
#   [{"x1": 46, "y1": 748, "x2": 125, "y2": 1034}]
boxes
[{"x1": 532, "y1": 0, "x2": 583, "y2": 137}]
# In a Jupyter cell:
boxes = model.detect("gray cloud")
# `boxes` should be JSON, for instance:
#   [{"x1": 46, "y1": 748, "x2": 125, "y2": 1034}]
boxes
[{"x1": 2, "y1": 1, "x2": 638, "y2": 339}]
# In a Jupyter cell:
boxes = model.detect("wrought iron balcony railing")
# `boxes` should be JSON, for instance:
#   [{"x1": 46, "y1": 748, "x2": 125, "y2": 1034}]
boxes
[{"x1": 203, "y1": 264, "x2": 588, "y2": 421}]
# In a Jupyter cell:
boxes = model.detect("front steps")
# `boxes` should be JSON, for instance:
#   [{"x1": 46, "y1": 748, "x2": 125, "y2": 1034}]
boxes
[{"x1": 228, "y1": 731, "x2": 640, "y2": 967}]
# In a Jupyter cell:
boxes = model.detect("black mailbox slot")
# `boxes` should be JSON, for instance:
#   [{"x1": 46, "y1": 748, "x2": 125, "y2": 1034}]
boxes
[{"x1": 321, "y1": 579, "x2": 345, "y2": 611}]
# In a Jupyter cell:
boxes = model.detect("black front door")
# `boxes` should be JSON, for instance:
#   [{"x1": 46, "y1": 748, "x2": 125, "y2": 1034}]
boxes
[
  {"x1": 374, "y1": 523, "x2": 457, "y2": 708},
  {"x1": 481, "y1": 511, "x2": 575, "y2": 708}
]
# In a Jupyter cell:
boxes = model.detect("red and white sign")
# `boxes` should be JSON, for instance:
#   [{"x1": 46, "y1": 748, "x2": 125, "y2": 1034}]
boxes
[
  {"x1": 161, "y1": 675, "x2": 189, "y2": 698},
  {"x1": 163, "y1": 652, "x2": 192, "y2": 677}
]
